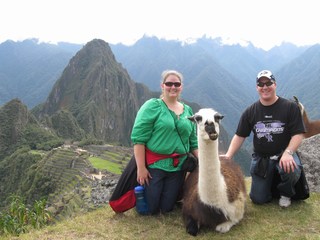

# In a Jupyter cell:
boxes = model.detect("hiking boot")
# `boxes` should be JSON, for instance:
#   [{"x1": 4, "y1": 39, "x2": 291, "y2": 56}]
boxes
[{"x1": 279, "y1": 196, "x2": 291, "y2": 208}]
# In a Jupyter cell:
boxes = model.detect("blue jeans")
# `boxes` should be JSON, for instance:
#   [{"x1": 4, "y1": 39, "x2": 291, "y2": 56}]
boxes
[
  {"x1": 249, "y1": 153, "x2": 302, "y2": 204},
  {"x1": 144, "y1": 168, "x2": 184, "y2": 214}
]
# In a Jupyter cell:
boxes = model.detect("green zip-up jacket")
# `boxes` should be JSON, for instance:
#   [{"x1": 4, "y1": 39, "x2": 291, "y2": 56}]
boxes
[{"x1": 131, "y1": 98, "x2": 198, "y2": 171}]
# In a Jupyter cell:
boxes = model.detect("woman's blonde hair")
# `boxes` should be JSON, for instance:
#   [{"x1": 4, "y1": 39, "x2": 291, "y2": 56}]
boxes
[{"x1": 160, "y1": 70, "x2": 183, "y2": 99}]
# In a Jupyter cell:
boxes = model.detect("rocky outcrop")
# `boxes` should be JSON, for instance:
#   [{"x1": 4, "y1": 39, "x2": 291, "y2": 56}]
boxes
[
  {"x1": 297, "y1": 134, "x2": 320, "y2": 192},
  {"x1": 91, "y1": 173, "x2": 119, "y2": 206}
]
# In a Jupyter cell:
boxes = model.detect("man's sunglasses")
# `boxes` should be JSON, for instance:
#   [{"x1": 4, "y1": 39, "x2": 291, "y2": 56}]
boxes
[
  {"x1": 164, "y1": 82, "x2": 182, "y2": 87},
  {"x1": 257, "y1": 81, "x2": 274, "y2": 87}
]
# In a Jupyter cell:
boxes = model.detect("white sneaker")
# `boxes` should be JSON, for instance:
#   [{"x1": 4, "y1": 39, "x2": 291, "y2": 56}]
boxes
[{"x1": 279, "y1": 196, "x2": 291, "y2": 208}]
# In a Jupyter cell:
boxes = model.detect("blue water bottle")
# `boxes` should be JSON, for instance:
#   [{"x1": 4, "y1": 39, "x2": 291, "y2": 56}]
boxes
[{"x1": 134, "y1": 185, "x2": 149, "y2": 215}]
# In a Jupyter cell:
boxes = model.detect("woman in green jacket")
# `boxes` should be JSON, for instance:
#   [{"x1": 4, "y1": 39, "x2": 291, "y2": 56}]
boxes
[{"x1": 131, "y1": 70, "x2": 198, "y2": 214}]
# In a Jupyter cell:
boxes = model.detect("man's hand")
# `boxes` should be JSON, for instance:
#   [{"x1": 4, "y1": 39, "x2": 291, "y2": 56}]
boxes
[{"x1": 279, "y1": 151, "x2": 297, "y2": 173}]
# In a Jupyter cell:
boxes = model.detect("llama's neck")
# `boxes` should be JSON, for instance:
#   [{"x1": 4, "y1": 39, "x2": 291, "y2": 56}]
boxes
[
  {"x1": 304, "y1": 120, "x2": 320, "y2": 138},
  {"x1": 303, "y1": 112, "x2": 320, "y2": 138},
  {"x1": 198, "y1": 138, "x2": 227, "y2": 205},
  {"x1": 303, "y1": 112, "x2": 310, "y2": 125}
]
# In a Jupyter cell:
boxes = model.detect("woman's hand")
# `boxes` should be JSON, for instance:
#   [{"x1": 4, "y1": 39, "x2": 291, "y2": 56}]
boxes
[
  {"x1": 134, "y1": 144, "x2": 152, "y2": 185},
  {"x1": 137, "y1": 166, "x2": 152, "y2": 186}
]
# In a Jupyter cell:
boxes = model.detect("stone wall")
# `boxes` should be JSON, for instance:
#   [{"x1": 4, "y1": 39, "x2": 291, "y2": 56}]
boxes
[{"x1": 297, "y1": 134, "x2": 320, "y2": 192}]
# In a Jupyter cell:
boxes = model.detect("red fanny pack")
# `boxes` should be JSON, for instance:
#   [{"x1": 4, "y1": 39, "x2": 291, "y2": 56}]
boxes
[{"x1": 145, "y1": 148, "x2": 184, "y2": 167}]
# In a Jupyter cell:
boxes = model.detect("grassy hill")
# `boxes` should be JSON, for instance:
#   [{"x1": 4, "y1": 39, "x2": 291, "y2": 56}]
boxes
[{"x1": 4, "y1": 179, "x2": 320, "y2": 240}]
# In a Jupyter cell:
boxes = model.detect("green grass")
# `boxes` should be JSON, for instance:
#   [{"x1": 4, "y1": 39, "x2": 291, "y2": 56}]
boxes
[
  {"x1": 102, "y1": 151, "x2": 121, "y2": 159},
  {"x1": 88, "y1": 156, "x2": 122, "y2": 174},
  {"x1": 29, "y1": 150, "x2": 47, "y2": 156},
  {"x1": 5, "y1": 179, "x2": 320, "y2": 240}
]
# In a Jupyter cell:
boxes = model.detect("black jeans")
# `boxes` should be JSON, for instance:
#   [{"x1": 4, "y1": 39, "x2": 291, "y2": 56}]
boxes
[{"x1": 144, "y1": 168, "x2": 184, "y2": 214}]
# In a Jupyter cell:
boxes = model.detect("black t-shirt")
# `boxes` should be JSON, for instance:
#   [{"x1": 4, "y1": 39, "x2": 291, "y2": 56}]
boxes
[{"x1": 236, "y1": 97, "x2": 306, "y2": 155}]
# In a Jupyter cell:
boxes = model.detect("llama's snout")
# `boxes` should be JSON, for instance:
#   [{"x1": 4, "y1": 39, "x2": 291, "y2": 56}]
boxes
[{"x1": 205, "y1": 122, "x2": 218, "y2": 140}]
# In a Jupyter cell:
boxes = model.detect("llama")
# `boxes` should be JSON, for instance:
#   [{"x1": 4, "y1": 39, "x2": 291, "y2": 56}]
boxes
[
  {"x1": 183, "y1": 108, "x2": 246, "y2": 236},
  {"x1": 293, "y1": 96, "x2": 320, "y2": 138}
]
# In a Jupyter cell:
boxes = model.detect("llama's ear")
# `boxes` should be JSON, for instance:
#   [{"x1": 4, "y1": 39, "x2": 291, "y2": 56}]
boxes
[
  {"x1": 187, "y1": 115, "x2": 196, "y2": 122},
  {"x1": 214, "y1": 113, "x2": 224, "y2": 123},
  {"x1": 187, "y1": 115, "x2": 202, "y2": 123},
  {"x1": 293, "y1": 96, "x2": 299, "y2": 104}
]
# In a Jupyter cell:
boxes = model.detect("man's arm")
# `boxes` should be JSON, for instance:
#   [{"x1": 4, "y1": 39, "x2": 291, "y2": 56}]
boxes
[
  {"x1": 221, "y1": 134, "x2": 246, "y2": 160},
  {"x1": 280, "y1": 133, "x2": 304, "y2": 173}
]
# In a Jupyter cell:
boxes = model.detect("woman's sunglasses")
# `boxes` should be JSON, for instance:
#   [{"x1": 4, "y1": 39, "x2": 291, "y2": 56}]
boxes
[
  {"x1": 257, "y1": 81, "x2": 274, "y2": 87},
  {"x1": 164, "y1": 82, "x2": 182, "y2": 87}
]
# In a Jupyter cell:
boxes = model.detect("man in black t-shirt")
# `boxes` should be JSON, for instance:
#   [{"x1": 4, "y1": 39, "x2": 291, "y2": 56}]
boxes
[{"x1": 222, "y1": 70, "x2": 305, "y2": 208}]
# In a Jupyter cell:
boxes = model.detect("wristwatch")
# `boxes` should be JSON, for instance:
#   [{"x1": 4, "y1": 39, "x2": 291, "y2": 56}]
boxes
[{"x1": 285, "y1": 149, "x2": 294, "y2": 155}]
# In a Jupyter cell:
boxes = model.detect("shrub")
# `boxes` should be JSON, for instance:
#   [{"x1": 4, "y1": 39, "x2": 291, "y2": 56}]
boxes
[{"x1": 0, "y1": 195, "x2": 52, "y2": 236}]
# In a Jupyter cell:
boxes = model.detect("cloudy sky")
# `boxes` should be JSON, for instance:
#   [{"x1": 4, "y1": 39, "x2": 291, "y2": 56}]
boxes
[{"x1": 1, "y1": 0, "x2": 319, "y2": 50}]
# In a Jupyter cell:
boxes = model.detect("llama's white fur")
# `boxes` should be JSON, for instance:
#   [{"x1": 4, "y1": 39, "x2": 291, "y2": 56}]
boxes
[{"x1": 182, "y1": 108, "x2": 246, "y2": 235}]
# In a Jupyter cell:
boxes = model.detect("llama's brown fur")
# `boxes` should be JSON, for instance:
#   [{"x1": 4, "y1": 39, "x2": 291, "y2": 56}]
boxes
[
  {"x1": 182, "y1": 158, "x2": 246, "y2": 229},
  {"x1": 220, "y1": 156, "x2": 247, "y2": 202},
  {"x1": 303, "y1": 115, "x2": 320, "y2": 138},
  {"x1": 293, "y1": 96, "x2": 320, "y2": 138}
]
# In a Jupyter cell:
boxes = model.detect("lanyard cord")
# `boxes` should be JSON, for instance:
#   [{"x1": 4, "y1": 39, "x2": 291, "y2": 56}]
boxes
[{"x1": 161, "y1": 100, "x2": 189, "y2": 154}]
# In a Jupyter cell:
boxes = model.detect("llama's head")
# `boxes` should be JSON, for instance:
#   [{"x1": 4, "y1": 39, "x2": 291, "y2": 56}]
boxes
[
  {"x1": 188, "y1": 108, "x2": 224, "y2": 141},
  {"x1": 293, "y1": 96, "x2": 305, "y2": 117}
]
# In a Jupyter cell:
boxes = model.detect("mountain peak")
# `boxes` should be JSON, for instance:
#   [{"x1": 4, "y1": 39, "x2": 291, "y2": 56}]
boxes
[{"x1": 38, "y1": 39, "x2": 151, "y2": 145}]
